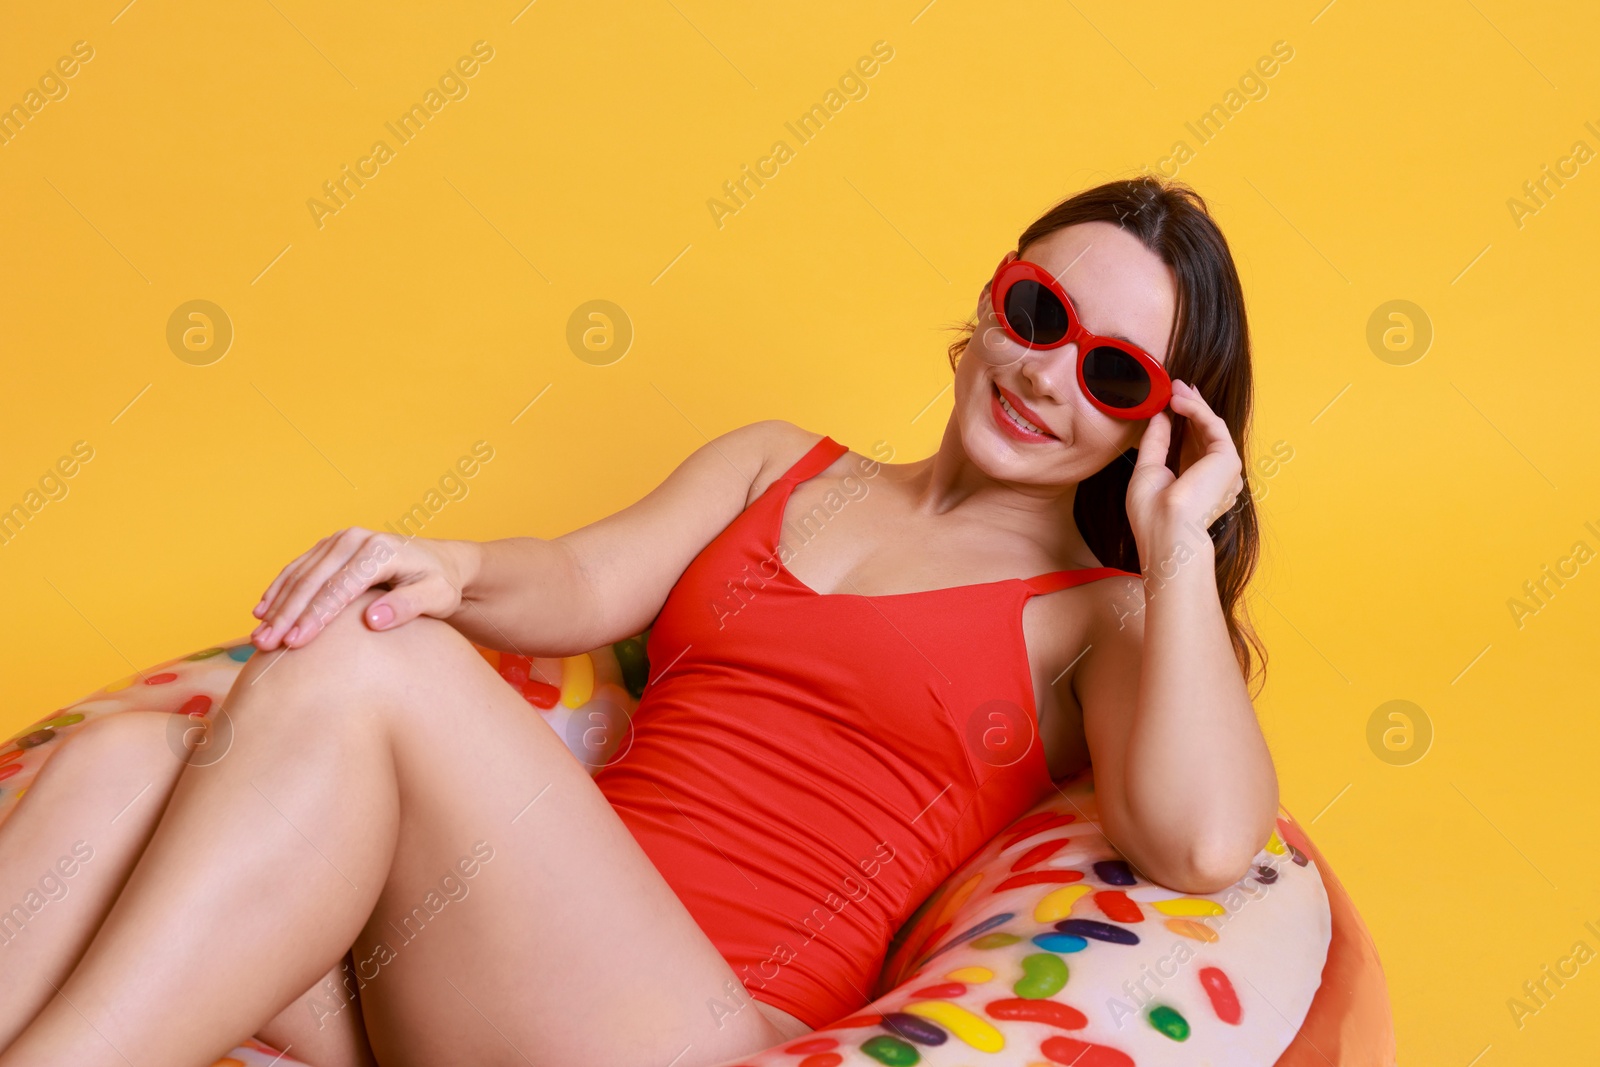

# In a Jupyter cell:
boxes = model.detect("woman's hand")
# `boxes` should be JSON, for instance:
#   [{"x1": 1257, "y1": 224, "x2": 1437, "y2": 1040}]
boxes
[
  {"x1": 250, "y1": 528, "x2": 471, "y2": 651},
  {"x1": 1125, "y1": 379, "x2": 1245, "y2": 555}
]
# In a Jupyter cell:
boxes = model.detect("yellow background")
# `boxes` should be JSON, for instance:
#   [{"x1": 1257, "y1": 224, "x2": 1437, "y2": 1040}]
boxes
[{"x1": 3, "y1": 2, "x2": 1597, "y2": 1061}]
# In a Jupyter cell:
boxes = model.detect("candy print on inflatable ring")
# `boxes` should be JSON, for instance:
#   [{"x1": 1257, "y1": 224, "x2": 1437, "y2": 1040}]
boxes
[{"x1": 0, "y1": 632, "x2": 1395, "y2": 1067}]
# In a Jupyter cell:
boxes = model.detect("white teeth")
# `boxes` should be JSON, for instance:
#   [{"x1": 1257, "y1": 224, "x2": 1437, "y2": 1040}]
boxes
[{"x1": 998, "y1": 390, "x2": 1049, "y2": 436}]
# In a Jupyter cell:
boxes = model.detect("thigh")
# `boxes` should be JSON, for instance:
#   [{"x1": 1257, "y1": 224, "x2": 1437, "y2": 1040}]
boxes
[{"x1": 338, "y1": 610, "x2": 788, "y2": 1067}]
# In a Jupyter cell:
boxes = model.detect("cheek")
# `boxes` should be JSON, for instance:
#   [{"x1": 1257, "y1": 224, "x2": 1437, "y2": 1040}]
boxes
[
  {"x1": 953, "y1": 349, "x2": 990, "y2": 412},
  {"x1": 1059, "y1": 394, "x2": 1144, "y2": 463},
  {"x1": 970, "y1": 316, "x2": 1024, "y2": 370},
  {"x1": 1105, "y1": 417, "x2": 1146, "y2": 456}
]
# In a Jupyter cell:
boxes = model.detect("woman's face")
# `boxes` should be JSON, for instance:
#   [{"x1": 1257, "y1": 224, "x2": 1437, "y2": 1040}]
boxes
[{"x1": 955, "y1": 220, "x2": 1178, "y2": 486}]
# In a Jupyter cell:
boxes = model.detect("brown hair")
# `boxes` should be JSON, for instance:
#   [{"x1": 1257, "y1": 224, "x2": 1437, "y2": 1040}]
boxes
[{"x1": 946, "y1": 176, "x2": 1266, "y2": 694}]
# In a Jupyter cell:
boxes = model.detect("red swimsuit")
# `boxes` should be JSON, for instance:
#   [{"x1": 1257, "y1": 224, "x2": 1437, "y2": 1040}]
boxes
[{"x1": 593, "y1": 435, "x2": 1138, "y2": 1027}]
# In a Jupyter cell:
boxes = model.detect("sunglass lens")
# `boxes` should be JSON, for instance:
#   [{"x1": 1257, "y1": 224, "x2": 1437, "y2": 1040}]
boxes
[
  {"x1": 1002, "y1": 279, "x2": 1069, "y2": 346},
  {"x1": 1082, "y1": 346, "x2": 1152, "y2": 409}
]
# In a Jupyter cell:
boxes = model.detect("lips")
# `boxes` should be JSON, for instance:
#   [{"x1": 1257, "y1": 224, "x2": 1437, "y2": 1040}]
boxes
[{"x1": 992, "y1": 381, "x2": 1058, "y2": 440}]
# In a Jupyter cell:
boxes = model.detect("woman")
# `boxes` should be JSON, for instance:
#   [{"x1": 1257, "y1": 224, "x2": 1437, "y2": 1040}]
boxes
[{"x1": 0, "y1": 177, "x2": 1278, "y2": 1067}]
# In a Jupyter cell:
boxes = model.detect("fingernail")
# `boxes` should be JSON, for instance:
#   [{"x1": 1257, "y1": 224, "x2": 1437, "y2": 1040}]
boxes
[
  {"x1": 252, "y1": 600, "x2": 266, "y2": 618},
  {"x1": 368, "y1": 603, "x2": 394, "y2": 629},
  {"x1": 285, "y1": 625, "x2": 300, "y2": 644},
  {"x1": 251, "y1": 623, "x2": 265, "y2": 640}
]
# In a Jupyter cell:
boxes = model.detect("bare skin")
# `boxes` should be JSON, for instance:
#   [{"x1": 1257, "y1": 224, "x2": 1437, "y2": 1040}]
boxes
[{"x1": 0, "y1": 220, "x2": 1278, "y2": 1065}]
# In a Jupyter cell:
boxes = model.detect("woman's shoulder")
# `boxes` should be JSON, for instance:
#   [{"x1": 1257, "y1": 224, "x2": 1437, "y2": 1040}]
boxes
[
  {"x1": 1025, "y1": 559, "x2": 1146, "y2": 675},
  {"x1": 734, "y1": 420, "x2": 844, "y2": 503}
]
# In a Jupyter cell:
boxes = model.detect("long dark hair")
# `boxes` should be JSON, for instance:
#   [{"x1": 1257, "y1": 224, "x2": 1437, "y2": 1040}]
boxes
[{"x1": 946, "y1": 176, "x2": 1266, "y2": 693}]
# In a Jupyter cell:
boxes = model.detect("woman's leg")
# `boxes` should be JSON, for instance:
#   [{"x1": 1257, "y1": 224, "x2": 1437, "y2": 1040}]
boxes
[
  {"x1": 0, "y1": 712, "x2": 184, "y2": 1050},
  {"x1": 0, "y1": 711, "x2": 377, "y2": 1067},
  {"x1": 1, "y1": 591, "x2": 789, "y2": 1067}
]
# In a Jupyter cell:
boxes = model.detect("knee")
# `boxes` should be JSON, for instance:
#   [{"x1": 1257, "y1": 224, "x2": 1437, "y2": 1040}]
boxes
[
  {"x1": 60, "y1": 711, "x2": 180, "y2": 766},
  {"x1": 236, "y1": 588, "x2": 466, "y2": 704},
  {"x1": 36, "y1": 711, "x2": 186, "y2": 791}
]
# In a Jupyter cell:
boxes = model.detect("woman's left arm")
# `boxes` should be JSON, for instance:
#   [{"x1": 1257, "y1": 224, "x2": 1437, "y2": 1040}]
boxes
[{"x1": 1072, "y1": 379, "x2": 1279, "y2": 894}]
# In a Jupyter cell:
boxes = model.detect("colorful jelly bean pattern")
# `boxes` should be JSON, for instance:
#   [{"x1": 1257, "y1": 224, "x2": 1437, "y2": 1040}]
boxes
[{"x1": 854, "y1": 768, "x2": 1334, "y2": 1067}]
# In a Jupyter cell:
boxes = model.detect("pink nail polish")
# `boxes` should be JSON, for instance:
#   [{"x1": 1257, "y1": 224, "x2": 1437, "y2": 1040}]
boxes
[
  {"x1": 368, "y1": 603, "x2": 395, "y2": 629},
  {"x1": 285, "y1": 625, "x2": 300, "y2": 644}
]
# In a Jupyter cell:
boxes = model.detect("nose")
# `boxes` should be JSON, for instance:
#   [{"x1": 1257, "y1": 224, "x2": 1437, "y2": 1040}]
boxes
[{"x1": 1016, "y1": 340, "x2": 1078, "y2": 407}]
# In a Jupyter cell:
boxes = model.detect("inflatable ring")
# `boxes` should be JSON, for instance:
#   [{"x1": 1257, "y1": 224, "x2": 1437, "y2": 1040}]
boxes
[{"x1": 0, "y1": 634, "x2": 1395, "y2": 1066}]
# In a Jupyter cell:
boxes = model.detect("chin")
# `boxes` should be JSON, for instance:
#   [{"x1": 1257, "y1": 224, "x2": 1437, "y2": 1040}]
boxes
[{"x1": 960, "y1": 411, "x2": 1069, "y2": 484}]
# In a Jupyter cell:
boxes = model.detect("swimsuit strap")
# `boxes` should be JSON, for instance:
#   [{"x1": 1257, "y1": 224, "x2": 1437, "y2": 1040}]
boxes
[
  {"x1": 1022, "y1": 566, "x2": 1141, "y2": 595},
  {"x1": 775, "y1": 435, "x2": 848, "y2": 486}
]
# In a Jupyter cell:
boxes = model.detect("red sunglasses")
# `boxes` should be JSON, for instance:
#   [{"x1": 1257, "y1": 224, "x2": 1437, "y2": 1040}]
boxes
[{"x1": 988, "y1": 254, "x2": 1171, "y2": 420}]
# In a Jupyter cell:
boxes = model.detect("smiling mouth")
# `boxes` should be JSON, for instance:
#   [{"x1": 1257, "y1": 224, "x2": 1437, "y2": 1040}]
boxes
[{"x1": 993, "y1": 382, "x2": 1057, "y2": 439}]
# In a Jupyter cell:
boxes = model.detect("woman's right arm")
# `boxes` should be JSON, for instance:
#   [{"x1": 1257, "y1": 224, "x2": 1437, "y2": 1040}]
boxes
[{"x1": 251, "y1": 420, "x2": 797, "y2": 655}]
